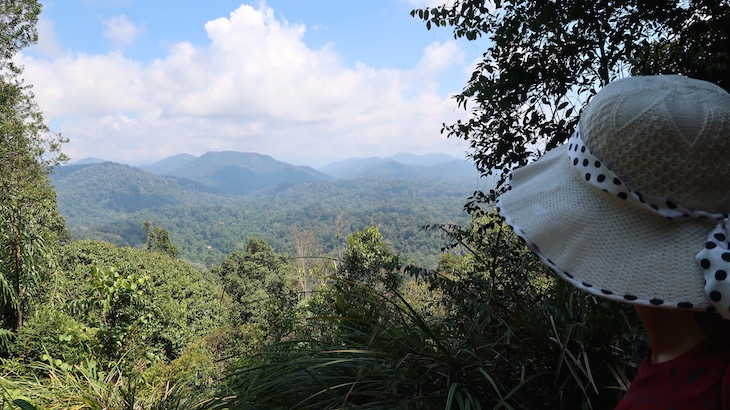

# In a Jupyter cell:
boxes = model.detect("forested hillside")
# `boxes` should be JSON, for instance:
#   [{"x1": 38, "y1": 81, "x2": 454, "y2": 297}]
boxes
[
  {"x1": 142, "y1": 151, "x2": 332, "y2": 196},
  {"x1": 52, "y1": 157, "x2": 480, "y2": 267}
]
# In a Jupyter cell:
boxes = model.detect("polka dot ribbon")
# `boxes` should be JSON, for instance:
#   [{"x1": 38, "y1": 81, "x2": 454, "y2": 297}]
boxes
[
  {"x1": 569, "y1": 125, "x2": 730, "y2": 317},
  {"x1": 696, "y1": 221, "x2": 730, "y2": 318}
]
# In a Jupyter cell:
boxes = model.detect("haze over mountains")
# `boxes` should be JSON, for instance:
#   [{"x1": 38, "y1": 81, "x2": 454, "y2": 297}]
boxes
[
  {"x1": 142, "y1": 151, "x2": 332, "y2": 196},
  {"x1": 54, "y1": 151, "x2": 488, "y2": 267},
  {"x1": 67, "y1": 151, "x2": 482, "y2": 194}
]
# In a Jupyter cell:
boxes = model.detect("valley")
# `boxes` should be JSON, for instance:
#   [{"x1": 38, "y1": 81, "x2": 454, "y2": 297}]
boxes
[{"x1": 52, "y1": 151, "x2": 489, "y2": 267}]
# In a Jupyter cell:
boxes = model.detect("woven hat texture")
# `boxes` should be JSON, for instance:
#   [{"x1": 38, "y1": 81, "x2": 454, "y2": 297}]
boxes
[
  {"x1": 581, "y1": 76, "x2": 730, "y2": 212},
  {"x1": 498, "y1": 75, "x2": 730, "y2": 311}
]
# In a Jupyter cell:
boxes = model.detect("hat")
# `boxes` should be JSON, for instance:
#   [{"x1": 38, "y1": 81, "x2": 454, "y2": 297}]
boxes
[{"x1": 497, "y1": 75, "x2": 730, "y2": 317}]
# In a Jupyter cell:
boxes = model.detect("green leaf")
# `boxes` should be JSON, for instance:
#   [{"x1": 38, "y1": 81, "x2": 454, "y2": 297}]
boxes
[{"x1": 13, "y1": 399, "x2": 38, "y2": 410}]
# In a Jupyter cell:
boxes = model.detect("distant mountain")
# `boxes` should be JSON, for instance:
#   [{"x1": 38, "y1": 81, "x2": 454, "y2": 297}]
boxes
[
  {"x1": 388, "y1": 152, "x2": 460, "y2": 167},
  {"x1": 319, "y1": 157, "x2": 391, "y2": 179},
  {"x1": 72, "y1": 157, "x2": 106, "y2": 165},
  {"x1": 140, "y1": 153, "x2": 197, "y2": 175},
  {"x1": 319, "y1": 154, "x2": 481, "y2": 182},
  {"x1": 51, "y1": 162, "x2": 219, "y2": 223},
  {"x1": 144, "y1": 151, "x2": 332, "y2": 196}
]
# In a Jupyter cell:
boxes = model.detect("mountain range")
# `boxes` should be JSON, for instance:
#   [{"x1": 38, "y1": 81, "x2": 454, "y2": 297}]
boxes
[
  {"x1": 67, "y1": 151, "x2": 484, "y2": 195},
  {"x1": 318, "y1": 153, "x2": 477, "y2": 180},
  {"x1": 53, "y1": 151, "x2": 489, "y2": 267},
  {"x1": 140, "y1": 151, "x2": 332, "y2": 196}
]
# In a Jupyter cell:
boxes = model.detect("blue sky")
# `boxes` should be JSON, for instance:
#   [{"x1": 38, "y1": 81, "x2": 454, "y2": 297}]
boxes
[{"x1": 20, "y1": 0, "x2": 480, "y2": 167}]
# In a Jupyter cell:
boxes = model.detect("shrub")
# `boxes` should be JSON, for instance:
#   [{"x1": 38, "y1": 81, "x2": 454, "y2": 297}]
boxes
[{"x1": 12, "y1": 306, "x2": 95, "y2": 368}]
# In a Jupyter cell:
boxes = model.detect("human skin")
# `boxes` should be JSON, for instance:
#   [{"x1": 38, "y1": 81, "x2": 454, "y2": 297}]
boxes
[{"x1": 634, "y1": 305, "x2": 713, "y2": 363}]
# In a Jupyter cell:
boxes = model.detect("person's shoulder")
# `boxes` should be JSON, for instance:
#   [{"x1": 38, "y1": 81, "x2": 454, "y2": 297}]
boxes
[{"x1": 699, "y1": 329, "x2": 730, "y2": 360}]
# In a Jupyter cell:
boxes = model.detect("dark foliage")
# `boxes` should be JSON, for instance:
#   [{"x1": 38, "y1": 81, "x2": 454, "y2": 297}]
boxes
[{"x1": 412, "y1": 0, "x2": 730, "y2": 206}]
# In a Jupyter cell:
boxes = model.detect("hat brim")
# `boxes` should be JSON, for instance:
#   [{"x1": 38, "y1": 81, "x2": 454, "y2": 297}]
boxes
[{"x1": 498, "y1": 144, "x2": 717, "y2": 311}]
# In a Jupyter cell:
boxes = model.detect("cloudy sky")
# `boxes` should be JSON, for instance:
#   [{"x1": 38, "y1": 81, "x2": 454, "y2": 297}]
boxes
[{"x1": 19, "y1": 0, "x2": 481, "y2": 167}]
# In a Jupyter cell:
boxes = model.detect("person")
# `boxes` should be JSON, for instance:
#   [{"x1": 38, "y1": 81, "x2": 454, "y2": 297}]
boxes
[{"x1": 497, "y1": 75, "x2": 730, "y2": 408}]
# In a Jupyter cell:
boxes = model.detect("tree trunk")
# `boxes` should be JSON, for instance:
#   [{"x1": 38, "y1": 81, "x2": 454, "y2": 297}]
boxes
[{"x1": 14, "y1": 234, "x2": 22, "y2": 330}]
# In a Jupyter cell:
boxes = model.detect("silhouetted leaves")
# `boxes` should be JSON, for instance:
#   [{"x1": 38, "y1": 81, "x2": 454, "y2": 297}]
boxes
[{"x1": 412, "y1": 0, "x2": 730, "y2": 204}]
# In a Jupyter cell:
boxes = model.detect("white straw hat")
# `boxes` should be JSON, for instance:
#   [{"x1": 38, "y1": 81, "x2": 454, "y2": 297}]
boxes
[{"x1": 498, "y1": 75, "x2": 730, "y2": 316}]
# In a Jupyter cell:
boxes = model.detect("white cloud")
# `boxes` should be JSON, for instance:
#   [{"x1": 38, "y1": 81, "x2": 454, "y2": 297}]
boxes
[
  {"x1": 20, "y1": 3, "x2": 469, "y2": 166},
  {"x1": 101, "y1": 14, "x2": 145, "y2": 49},
  {"x1": 414, "y1": 41, "x2": 464, "y2": 85},
  {"x1": 34, "y1": 17, "x2": 65, "y2": 58}
]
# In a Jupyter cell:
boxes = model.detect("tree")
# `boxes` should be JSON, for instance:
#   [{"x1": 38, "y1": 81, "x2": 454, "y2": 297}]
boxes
[
  {"x1": 7, "y1": 239, "x2": 232, "y2": 407},
  {"x1": 143, "y1": 221, "x2": 179, "y2": 258},
  {"x1": 339, "y1": 226, "x2": 401, "y2": 290},
  {"x1": 52, "y1": 240, "x2": 229, "y2": 364},
  {"x1": 631, "y1": 1, "x2": 730, "y2": 90},
  {"x1": 0, "y1": 0, "x2": 42, "y2": 75},
  {"x1": 290, "y1": 227, "x2": 327, "y2": 293},
  {"x1": 0, "y1": 0, "x2": 66, "y2": 340},
  {"x1": 412, "y1": 0, "x2": 730, "y2": 205},
  {"x1": 212, "y1": 238, "x2": 297, "y2": 342}
]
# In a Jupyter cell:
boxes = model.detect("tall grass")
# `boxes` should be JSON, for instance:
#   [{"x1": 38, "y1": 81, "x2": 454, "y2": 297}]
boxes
[
  {"x1": 210, "y1": 278, "x2": 540, "y2": 409},
  {"x1": 0, "y1": 358, "x2": 206, "y2": 410}
]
